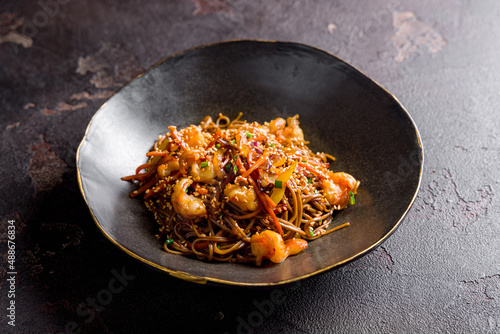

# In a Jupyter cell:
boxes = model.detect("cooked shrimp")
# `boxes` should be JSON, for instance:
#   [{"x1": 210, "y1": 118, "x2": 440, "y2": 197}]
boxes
[
  {"x1": 250, "y1": 230, "x2": 308, "y2": 265},
  {"x1": 190, "y1": 161, "x2": 216, "y2": 183},
  {"x1": 157, "y1": 158, "x2": 180, "y2": 179},
  {"x1": 224, "y1": 184, "x2": 259, "y2": 212},
  {"x1": 171, "y1": 178, "x2": 207, "y2": 219},
  {"x1": 320, "y1": 172, "x2": 359, "y2": 209},
  {"x1": 281, "y1": 115, "x2": 304, "y2": 141},
  {"x1": 181, "y1": 125, "x2": 210, "y2": 149},
  {"x1": 268, "y1": 117, "x2": 286, "y2": 134},
  {"x1": 178, "y1": 149, "x2": 202, "y2": 174},
  {"x1": 285, "y1": 238, "x2": 308, "y2": 255},
  {"x1": 329, "y1": 172, "x2": 359, "y2": 190},
  {"x1": 177, "y1": 148, "x2": 217, "y2": 183}
]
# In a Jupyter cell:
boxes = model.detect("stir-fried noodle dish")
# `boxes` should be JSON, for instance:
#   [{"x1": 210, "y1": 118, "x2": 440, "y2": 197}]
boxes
[{"x1": 122, "y1": 114, "x2": 359, "y2": 265}]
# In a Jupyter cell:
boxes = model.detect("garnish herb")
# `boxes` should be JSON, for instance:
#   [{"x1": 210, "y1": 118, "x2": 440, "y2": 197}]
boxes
[
  {"x1": 275, "y1": 180, "x2": 283, "y2": 189},
  {"x1": 200, "y1": 161, "x2": 209, "y2": 168},
  {"x1": 349, "y1": 191, "x2": 355, "y2": 205}
]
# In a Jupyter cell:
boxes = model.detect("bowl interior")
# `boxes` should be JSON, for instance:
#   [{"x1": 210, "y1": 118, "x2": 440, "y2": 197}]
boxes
[{"x1": 77, "y1": 40, "x2": 422, "y2": 286}]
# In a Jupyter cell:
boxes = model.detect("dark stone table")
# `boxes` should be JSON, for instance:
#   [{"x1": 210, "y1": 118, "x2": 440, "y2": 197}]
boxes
[{"x1": 1, "y1": 1, "x2": 499, "y2": 333}]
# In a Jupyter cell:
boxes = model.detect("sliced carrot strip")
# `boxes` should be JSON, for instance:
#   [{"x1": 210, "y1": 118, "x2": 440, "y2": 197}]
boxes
[
  {"x1": 247, "y1": 175, "x2": 282, "y2": 235},
  {"x1": 146, "y1": 151, "x2": 169, "y2": 157},
  {"x1": 135, "y1": 162, "x2": 151, "y2": 175},
  {"x1": 130, "y1": 177, "x2": 157, "y2": 198},
  {"x1": 241, "y1": 152, "x2": 268, "y2": 178},
  {"x1": 263, "y1": 193, "x2": 277, "y2": 209}
]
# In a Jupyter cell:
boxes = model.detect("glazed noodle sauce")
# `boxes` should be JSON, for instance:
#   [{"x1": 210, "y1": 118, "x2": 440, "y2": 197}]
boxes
[{"x1": 122, "y1": 114, "x2": 359, "y2": 265}]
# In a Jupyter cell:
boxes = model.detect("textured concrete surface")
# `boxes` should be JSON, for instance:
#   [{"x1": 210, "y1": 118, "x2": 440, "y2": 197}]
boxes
[{"x1": 1, "y1": 0, "x2": 499, "y2": 333}]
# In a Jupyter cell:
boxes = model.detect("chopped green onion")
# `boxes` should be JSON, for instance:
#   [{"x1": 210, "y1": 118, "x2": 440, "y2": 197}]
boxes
[
  {"x1": 166, "y1": 238, "x2": 174, "y2": 245},
  {"x1": 246, "y1": 132, "x2": 253, "y2": 138},
  {"x1": 349, "y1": 191, "x2": 355, "y2": 205},
  {"x1": 159, "y1": 214, "x2": 165, "y2": 218},
  {"x1": 275, "y1": 180, "x2": 283, "y2": 189},
  {"x1": 233, "y1": 165, "x2": 239, "y2": 174},
  {"x1": 307, "y1": 178, "x2": 312, "y2": 184},
  {"x1": 216, "y1": 143, "x2": 221, "y2": 148},
  {"x1": 200, "y1": 161, "x2": 209, "y2": 168},
  {"x1": 308, "y1": 229, "x2": 314, "y2": 236},
  {"x1": 231, "y1": 139, "x2": 236, "y2": 144},
  {"x1": 225, "y1": 163, "x2": 232, "y2": 172},
  {"x1": 269, "y1": 143, "x2": 275, "y2": 147}
]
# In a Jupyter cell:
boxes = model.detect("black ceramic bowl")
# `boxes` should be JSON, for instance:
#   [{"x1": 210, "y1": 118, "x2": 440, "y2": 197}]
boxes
[{"x1": 77, "y1": 40, "x2": 423, "y2": 286}]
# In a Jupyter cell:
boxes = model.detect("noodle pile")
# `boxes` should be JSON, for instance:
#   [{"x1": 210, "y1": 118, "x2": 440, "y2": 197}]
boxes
[{"x1": 122, "y1": 113, "x2": 359, "y2": 265}]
